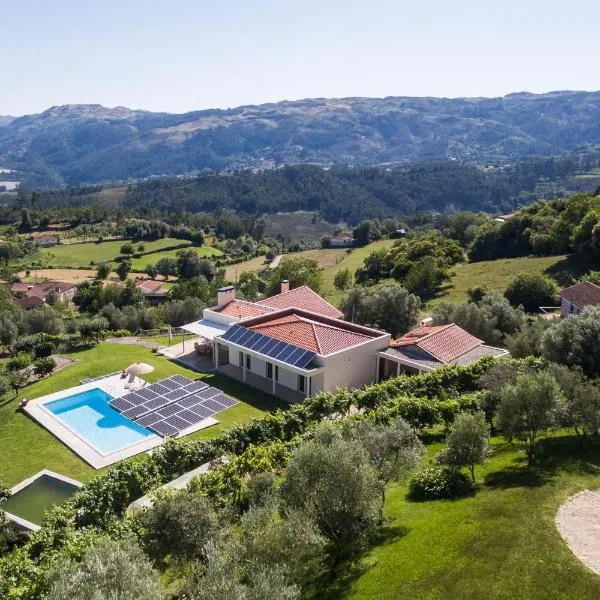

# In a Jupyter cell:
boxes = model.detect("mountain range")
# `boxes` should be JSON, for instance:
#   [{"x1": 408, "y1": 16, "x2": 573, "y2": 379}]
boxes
[{"x1": 2, "y1": 90, "x2": 600, "y2": 188}]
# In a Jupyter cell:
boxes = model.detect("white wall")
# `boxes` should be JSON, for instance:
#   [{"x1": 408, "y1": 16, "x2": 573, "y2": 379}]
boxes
[{"x1": 322, "y1": 336, "x2": 389, "y2": 391}]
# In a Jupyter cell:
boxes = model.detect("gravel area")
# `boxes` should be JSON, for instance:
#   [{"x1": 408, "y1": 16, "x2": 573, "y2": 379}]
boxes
[{"x1": 556, "y1": 489, "x2": 600, "y2": 575}]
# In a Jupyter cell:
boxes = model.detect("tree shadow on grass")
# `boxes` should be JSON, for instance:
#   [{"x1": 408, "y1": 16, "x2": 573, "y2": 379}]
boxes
[
  {"x1": 544, "y1": 254, "x2": 594, "y2": 286},
  {"x1": 310, "y1": 524, "x2": 410, "y2": 600},
  {"x1": 484, "y1": 435, "x2": 600, "y2": 490}
]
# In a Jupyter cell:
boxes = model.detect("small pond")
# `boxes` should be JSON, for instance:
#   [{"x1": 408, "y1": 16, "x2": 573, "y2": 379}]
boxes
[{"x1": 5, "y1": 473, "x2": 81, "y2": 527}]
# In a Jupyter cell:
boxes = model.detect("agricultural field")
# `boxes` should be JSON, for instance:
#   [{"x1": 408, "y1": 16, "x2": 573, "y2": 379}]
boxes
[
  {"x1": 129, "y1": 245, "x2": 221, "y2": 271},
  {"x1": 224, "y1": 254, "x2": 270, "y2": 281},
  {"x1": 263, "y1": 211, "x2": 346, "y2": 243},
  {"x1": 0, "y1": 343, "x2": 287, "y2": 488},
  {"x1": 34, "y1": 237, "x2": 221, "y2": 270}
]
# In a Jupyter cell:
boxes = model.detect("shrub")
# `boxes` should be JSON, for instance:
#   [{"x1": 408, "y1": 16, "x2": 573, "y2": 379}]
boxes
[
  {"x1": 33, "y1": 341, "x2": 55, "y2": 359},
  {"x1": 6, "y1": 353, "x2": 33, "y2": 372},
  {"x1": 407, "y1": 467, "x2": 474, "y2": 501},
  {"x1": 34, "y1": 357, "x2": 56, "y2": 378}
]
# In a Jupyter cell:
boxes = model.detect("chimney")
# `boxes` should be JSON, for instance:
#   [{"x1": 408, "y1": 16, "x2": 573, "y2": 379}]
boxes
[
  {"x1": 280, "y1": 279, "x2": 290, "y2": 294},
  {"x1": 420, "y1": 317, "x2": 434, "y2": 327},
  {"x1": 217, "y1": 285, "x2": 236, "y2": 308}
]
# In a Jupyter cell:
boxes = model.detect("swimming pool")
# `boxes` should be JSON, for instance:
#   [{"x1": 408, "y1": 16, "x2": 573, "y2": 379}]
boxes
[{"x1": 44, "y1": 388, "x2": 154, "y2": 455}]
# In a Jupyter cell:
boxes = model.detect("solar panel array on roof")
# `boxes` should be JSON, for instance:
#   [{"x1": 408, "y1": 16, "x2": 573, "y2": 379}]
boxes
[
  {"x1": 220, "y1": 324, "x2": 316, "y2": 369},
  {"x1": 108, "y1": 375, "x2": 236, "y2": 438}
]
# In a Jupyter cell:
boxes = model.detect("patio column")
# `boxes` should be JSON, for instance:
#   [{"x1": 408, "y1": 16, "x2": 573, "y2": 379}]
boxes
[
  {"x1": 242, "y1": 355, "x2": 247, "y2": 382},
  {"x1": 214, "y1": 343, "x2": 219, "y2": 369},
  {"x1": 376, "y1": 355, "x2": 380, "y2": 382},
  {"x1": 272, "y1": 374, "x2": 276, "y2": 396},
  {"x1": 396, "y1": 361, "x2": 401, "y2": 377}
]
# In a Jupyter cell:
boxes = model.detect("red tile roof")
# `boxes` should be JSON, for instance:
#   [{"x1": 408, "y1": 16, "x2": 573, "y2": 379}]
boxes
[
  {"x1": 13, "y1": 296, "x2": 44, "y2": 309},
  {"x1": 257, "y1": 285, "x2": 343, "y2": 319},
  {"x1": 214, "y1": 299, "x2": 275, "y2": 319},
  {"x1": 136, "y1": 280, "x2": 164, "y2": 294},
  {"x1": 559, "y1": 281, "x2": 600, "y2": 309},
  {"x1": 247, "y1": 313, "x2": 375, "y2": 355},
  {"x1": 391, "y1": 323, "x2": 483, "y2": 364}
]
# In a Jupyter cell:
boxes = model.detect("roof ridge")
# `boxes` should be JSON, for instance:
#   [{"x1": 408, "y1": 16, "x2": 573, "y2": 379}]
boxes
[
  {"x1": 414, "y1": 323, "x2": 454, "y2": 344},
  {"x1": 311, "y1": 321, "x2": 323, "y2": 353}
]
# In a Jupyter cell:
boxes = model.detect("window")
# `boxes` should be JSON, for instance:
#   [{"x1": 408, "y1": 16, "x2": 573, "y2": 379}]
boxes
[
  {"x1": 245, "y1": 354, "x2": 251, "y2": 371},
  {"x1": 266, "y1": 362, "x2": 273, "y2": 380},
  {"x1": 239, "y1": 352, "x2": 244, "y2": 368},
  {"x1": 298, "y1": 374, "x2": 306, "y2": 393}
]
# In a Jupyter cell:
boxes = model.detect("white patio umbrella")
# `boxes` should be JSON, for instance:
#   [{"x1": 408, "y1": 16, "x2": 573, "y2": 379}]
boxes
[{"x1": 125, "y1": 363, "x2": 154, "y2": 376}]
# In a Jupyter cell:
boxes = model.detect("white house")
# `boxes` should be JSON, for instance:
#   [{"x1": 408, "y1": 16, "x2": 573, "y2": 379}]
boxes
[{"x1": 213, "y1": 307, "x2": 390, "y2": 402}]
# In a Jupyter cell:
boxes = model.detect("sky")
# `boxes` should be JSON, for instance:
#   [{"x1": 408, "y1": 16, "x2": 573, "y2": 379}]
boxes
[{"x1": 2, "y1": 0, "x2": 599, "y2": 116}]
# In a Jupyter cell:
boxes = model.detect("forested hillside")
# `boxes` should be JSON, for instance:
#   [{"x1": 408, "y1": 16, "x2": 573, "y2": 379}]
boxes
[
  {"x1": 4, "y1": 90, "x2": 600, "y2": 186},
  {"x1": 123, "y1": 157, "x2": 600, "y2": 222}
]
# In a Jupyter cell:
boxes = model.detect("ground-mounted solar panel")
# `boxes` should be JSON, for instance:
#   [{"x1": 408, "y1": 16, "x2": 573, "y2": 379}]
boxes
[
  {"x1": 177, "y1": 408, "x2": 201, "y2": 423},
  {"x1": 196, "y1": 387, "x2": 219, "y2": 400},
  {"x1": 155, "y1": 403, "x2": 180, "y2": 418},
  {"x1": 189, "y1": 404, "x2": 214, "y2": 419},
  {"x1": 183, "y1": 381, "x2": 208, "y2": 394},
  {"x1": 200, "y1": 399, "x2": 225, "y2": 413},
  {"x1": 176, "y1": 394, "x2": 202, "y2": 408},
  {"x1": 164, "y1": 388, "x2": 188, "y2": 401},
  {"x1": 109, "y1": 397, "x2": 134, "y2": 412},
  {"x1": 135, "y1": 387, "x2": 159, "y2": 401},
  {"x1": 159, "y1": 378, "x2": 182, "y2": 392},
  {"x1": 208, "y1": 393, "x2": 229, "y2": 408},
  {"x1": 141, "y1": 396, "x2": 169, "y2": 411},
  {"x1": 148, "y1": 382, "x2": 169, "y2": 395},
  {"x1": 136, "y1": 412, "x2": 164, "y2": 428},
  {"x1": 217, "y1": 395, "x2": 237, "y2": 408},
  {"x1": 163, "y1": 414, "x2": 192, "y2": 431},
  {"x1": 151, "y1": 421, "x2": 179, "y2": 437},
  {"x1": 170, "y1": 374, "x2": 193, "y2": 386},
  {"x1": 122, "y1": 405, "x2": 147, "y2": 419}
]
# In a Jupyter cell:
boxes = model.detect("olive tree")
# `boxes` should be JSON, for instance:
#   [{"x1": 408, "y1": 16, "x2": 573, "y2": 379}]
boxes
[
  {"x1": 438, "y1": 411, "x2": 491, "y2": 481},
  {"x1": 46, "y1": 537, "x2": 163, "y2": 600},
  {"x1": 345, "y1": 417, "x2": 424, "y2": 519},
  {"x1": 141, "y1": 491, "x2": 218, "y2": 564},
  {"x1": 281, "y1": 426, "x2": 380, "y2": 548},
  {"x1": 497, "y1": 371, "x2": 562, "y2": 466}
]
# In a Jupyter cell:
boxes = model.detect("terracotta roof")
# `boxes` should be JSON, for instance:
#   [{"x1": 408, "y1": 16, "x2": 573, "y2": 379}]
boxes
[
  {"x1": 391, "y1": 323, "x2": 483, "y2": 364},
  {"x1": 136, "y1": 280, "x2": 164, "y2": 294},
  {"x1": 257, "y1": 285, "x2": 343, "y2": 319},
  {"x1": 246, "y1": 312, "x2": 376, "y2": 355},
  {"x1": 214, "y1": 299, "x2": 275, "y2": 319},
  {"x1": 559, "y1": 281, "x2": 600, "y2": 309},
  {"x1": 13, "y1": 296, "x2": 44, "y2": 309},
  {"x1": 9, "y1": 282, "x2": 29, "y2": 293}
]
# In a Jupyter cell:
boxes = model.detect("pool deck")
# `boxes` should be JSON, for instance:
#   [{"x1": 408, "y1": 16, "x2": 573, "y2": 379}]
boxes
[
  {"x1": 5, "y1": 469, "x2": 83, "y2": 532},
  {"x1": 23, "y1": 374, "x2": 221, "y2": 469},
  {"x1": 23, "y1": 374, "x2": 166, "y2": 469}
]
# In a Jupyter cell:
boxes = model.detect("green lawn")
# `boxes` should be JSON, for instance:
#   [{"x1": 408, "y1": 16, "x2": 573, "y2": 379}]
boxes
[
  {"x1": 321, "y1": 240, "x2": 397, "y2": 305},
  {"x1": 429, "y1": 254, "x2": 575, "y2": 307},
  {"x1": 0, "y1": 343, "x2": 286, "y2": 488},
  {"x1": 325, "y1": 432, "x2": 600, "y2": 600},
  {"x1": 130, "y1": 245, "x2": 221, "y2": 271},
  {"x1": 37, "y1": 238, "x2": 222, "y2": 269}
]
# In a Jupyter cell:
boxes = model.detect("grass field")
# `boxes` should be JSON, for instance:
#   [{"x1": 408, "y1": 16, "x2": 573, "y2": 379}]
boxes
[
  {"x1": 0, "y1": 343, "x2": 287, "y2": 488},
  {"x1": 37, "y1": 238, "x2": 222, "y2": 270},
  {"x1": 324, "y1": 432, "x2": 600, "y2": 600},
  {"x1": 224, "y1": 255, "x2": 270, "y2": 281},
  {"x1": 320, "y1": 240, "x2": 397, "y2": 305},
  {"x1": 130, "y1": 245, "x2": 221, "y2": 271},
  {"x1": 430, "y1": 254, "x2": 577, "y2": 306}
]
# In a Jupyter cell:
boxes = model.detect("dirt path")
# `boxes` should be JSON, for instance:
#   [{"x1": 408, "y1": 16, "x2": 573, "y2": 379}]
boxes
[{"x1": 556, "y1": 489, "x2": 600, "y2": 575}]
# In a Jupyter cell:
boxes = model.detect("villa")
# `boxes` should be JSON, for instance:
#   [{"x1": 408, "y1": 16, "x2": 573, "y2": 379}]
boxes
[
  {"x1": 214, "y1": 308, "x2": 390, "y2": 402},
  {"x1": 9, "y1": 281, "x2": 77, "y2": 308},
  {"x1": 377, "y1": 321, "x2": 509, "y2": 377}
]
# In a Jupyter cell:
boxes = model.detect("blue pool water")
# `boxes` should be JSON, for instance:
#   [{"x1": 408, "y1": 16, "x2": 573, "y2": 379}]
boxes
[{"x1": 45, "y1": 388, "x2": 154, "y2": 454}]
